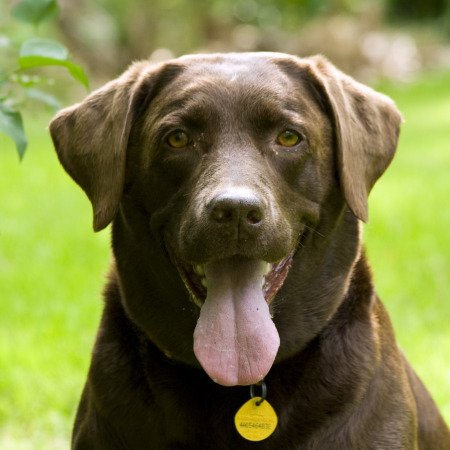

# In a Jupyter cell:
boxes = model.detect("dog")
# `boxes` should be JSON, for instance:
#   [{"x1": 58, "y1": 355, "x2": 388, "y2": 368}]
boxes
[{"x1": 50, "y1": 53, "x2": 450, "y2": 449}]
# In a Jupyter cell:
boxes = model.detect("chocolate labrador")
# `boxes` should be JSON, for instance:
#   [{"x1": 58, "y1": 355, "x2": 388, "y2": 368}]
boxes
[{"x1": 50, "y1": 53, "x2": 450, "y2": 449}]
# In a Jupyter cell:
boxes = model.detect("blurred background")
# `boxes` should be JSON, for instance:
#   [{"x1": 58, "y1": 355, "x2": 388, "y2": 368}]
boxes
[
  {"x1": 2, "y1": 0, "x2": 450, "y2": 87},
  {"x1": 1, "y1": 0, "x2": 449, "y2": 448},
  {"x1": 58, "y1": 0, "x2": 450, "y2": 83}
]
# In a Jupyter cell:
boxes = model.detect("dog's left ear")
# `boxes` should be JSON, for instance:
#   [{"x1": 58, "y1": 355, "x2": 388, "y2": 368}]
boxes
[
  {"x1": 306, "y1": 56, "x2": 403, "y2": 223},
  {"x1": 49, "y1": 61, "x2": 159, "y2": 232}
]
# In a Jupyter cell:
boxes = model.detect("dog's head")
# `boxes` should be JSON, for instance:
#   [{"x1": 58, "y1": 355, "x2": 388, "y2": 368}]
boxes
[{"x1": 50, "y1": 53, "x2": 402, "y2": 386}]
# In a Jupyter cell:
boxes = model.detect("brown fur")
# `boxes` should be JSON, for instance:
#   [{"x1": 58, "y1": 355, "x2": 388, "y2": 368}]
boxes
[{"x1": 50, "y1": 53, "x2": 450, "y2": 449}]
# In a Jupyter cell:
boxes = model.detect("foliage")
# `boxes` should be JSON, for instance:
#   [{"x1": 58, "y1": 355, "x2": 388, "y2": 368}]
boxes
[
  {"x1": 387, "y1": 0, "x2": 450, "y2": 36},
  {"x1": 0, "y1": 0, "x2": 88, "y2": 160},
  {"x1": 387, "y1": 0, "x2": 448, "y2": 20}
]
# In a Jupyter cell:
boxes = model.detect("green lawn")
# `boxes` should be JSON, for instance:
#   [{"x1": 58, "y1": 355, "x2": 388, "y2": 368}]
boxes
[
  {"x1": 1, "y1": 71, "x2": 449, "y2": 448},
  {"x1": 366, "y1": 71, "x2": 450, "y2": 423},
  {"x1": 0, "y1": 114, "x2": 110, "y2": 448}
]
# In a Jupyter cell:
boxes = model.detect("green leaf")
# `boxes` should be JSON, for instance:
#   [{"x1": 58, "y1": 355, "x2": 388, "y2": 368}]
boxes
[
  {"x1": 12, "y1": 0, "x2": 58, "y2": 26},
  {"x1": 19, "y1": 38, "x2": 69, "y2": 61},
  {"x1": 0, "y1": 103, "x2": 28, "y2": 159},
  {"x1": 18, "y1": 39, "x2": 89, "y2": 89},
  {"x1": 64, "y1": 62, "x2": 89, "y2": 89}
]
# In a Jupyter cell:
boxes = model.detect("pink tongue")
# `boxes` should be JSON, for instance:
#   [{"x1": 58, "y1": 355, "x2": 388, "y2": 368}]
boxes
[{"x1": 193, "y1": 257, "x2": 280, "y2": 386}]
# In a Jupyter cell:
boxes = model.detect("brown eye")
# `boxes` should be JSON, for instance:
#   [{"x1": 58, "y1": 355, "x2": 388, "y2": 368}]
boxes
[
  {"x1": 167, "y1": 131, "x2": 189, "y2": 148},
  {"x1": 277, "y1": 130, "x2": 301, "y2": 147}
]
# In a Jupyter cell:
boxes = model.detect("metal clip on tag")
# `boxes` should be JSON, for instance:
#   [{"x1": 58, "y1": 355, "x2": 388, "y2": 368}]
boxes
[{"x1": 250, "y1": 380, "x2": 267, "y2": 406}]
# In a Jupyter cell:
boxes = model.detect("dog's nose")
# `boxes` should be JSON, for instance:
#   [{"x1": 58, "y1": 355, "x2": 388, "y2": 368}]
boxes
[{"x1": 209, "y1": 188, "x2": 265, "y2": 228}]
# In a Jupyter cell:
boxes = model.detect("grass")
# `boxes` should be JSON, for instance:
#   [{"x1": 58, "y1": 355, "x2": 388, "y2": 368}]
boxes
[
  {"x1": 0, "y1": 115, "x2": 110, "y2": 448},
  {"x1": 365, "y1": 71, "x2": 450, "y2": 423},
  {"x1": 0, "y1": 70, "x2": 449, "y2": 448}
]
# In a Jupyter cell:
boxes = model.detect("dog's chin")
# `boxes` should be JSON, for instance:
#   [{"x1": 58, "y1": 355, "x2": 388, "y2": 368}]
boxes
[{"x1": 164, "y1": 239, "x2": 296, "y2": 308}]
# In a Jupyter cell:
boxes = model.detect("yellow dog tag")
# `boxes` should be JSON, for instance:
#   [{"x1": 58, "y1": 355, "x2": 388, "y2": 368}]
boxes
[{"x1": 234, "y1": 397, "x2": 278, "y2": 441}]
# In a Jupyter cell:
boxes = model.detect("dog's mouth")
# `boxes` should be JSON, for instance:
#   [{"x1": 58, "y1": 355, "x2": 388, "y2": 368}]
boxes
[
  {"x1": 165, "y1": 239, "x2": 297, "y2": 387},
  {"x1": 168, "y1": 246, "x2": 294, "y2": 309}
]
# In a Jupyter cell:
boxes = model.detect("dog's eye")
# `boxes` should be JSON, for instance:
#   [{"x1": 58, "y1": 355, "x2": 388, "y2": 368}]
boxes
[
  {"x1": 167, "y1": 131, "x2": 189, "y2": 148},
  {"x1": 277, "y1": 130, "x2": 301, "y2": 147}
]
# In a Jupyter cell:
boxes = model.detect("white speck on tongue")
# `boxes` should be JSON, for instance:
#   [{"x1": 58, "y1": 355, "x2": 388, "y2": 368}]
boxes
[{"x1": 193, "y1": 257, "x2": 280, "y2": 386}]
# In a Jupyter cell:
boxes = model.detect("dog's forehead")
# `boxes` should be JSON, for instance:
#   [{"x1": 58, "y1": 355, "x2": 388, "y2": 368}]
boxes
[
  {"x1": 164, "y1": 53, "x2": 295, "y2": 97},
  {"x1": 151, "y1": 53, "x2": 313, "y2": 117},
  {"x1": 179, "y1": 52, "x2": 283, "y2": 78}
]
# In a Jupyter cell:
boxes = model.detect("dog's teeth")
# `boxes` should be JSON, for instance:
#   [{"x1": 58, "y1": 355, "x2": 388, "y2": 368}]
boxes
[
  {"x1": 194, "y1": 264, "x2": 205, "y2": 276},
  {"x1": 263, "y1": 262, "x2": 271, "y2": 276},
  {"x1": 201, "y1": 278, "x2": 207, "y2": 289}
]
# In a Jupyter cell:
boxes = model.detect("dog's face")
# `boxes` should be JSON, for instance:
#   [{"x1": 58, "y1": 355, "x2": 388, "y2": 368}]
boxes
[
  {"x1": 129, "y1": 55, "x2": 332, "y2": 292},
  {"x1": 50, "y1": 53, "x2": 402, "y2": 386}
]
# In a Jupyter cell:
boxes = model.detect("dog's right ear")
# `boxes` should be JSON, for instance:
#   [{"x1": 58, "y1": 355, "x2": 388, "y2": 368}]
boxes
[
  {"x1": 305, "y1": 56, "x2": 403, "y2": 223},
  {"x1": 50, "y1": 61, "x2": 159, "y2": 232}
]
